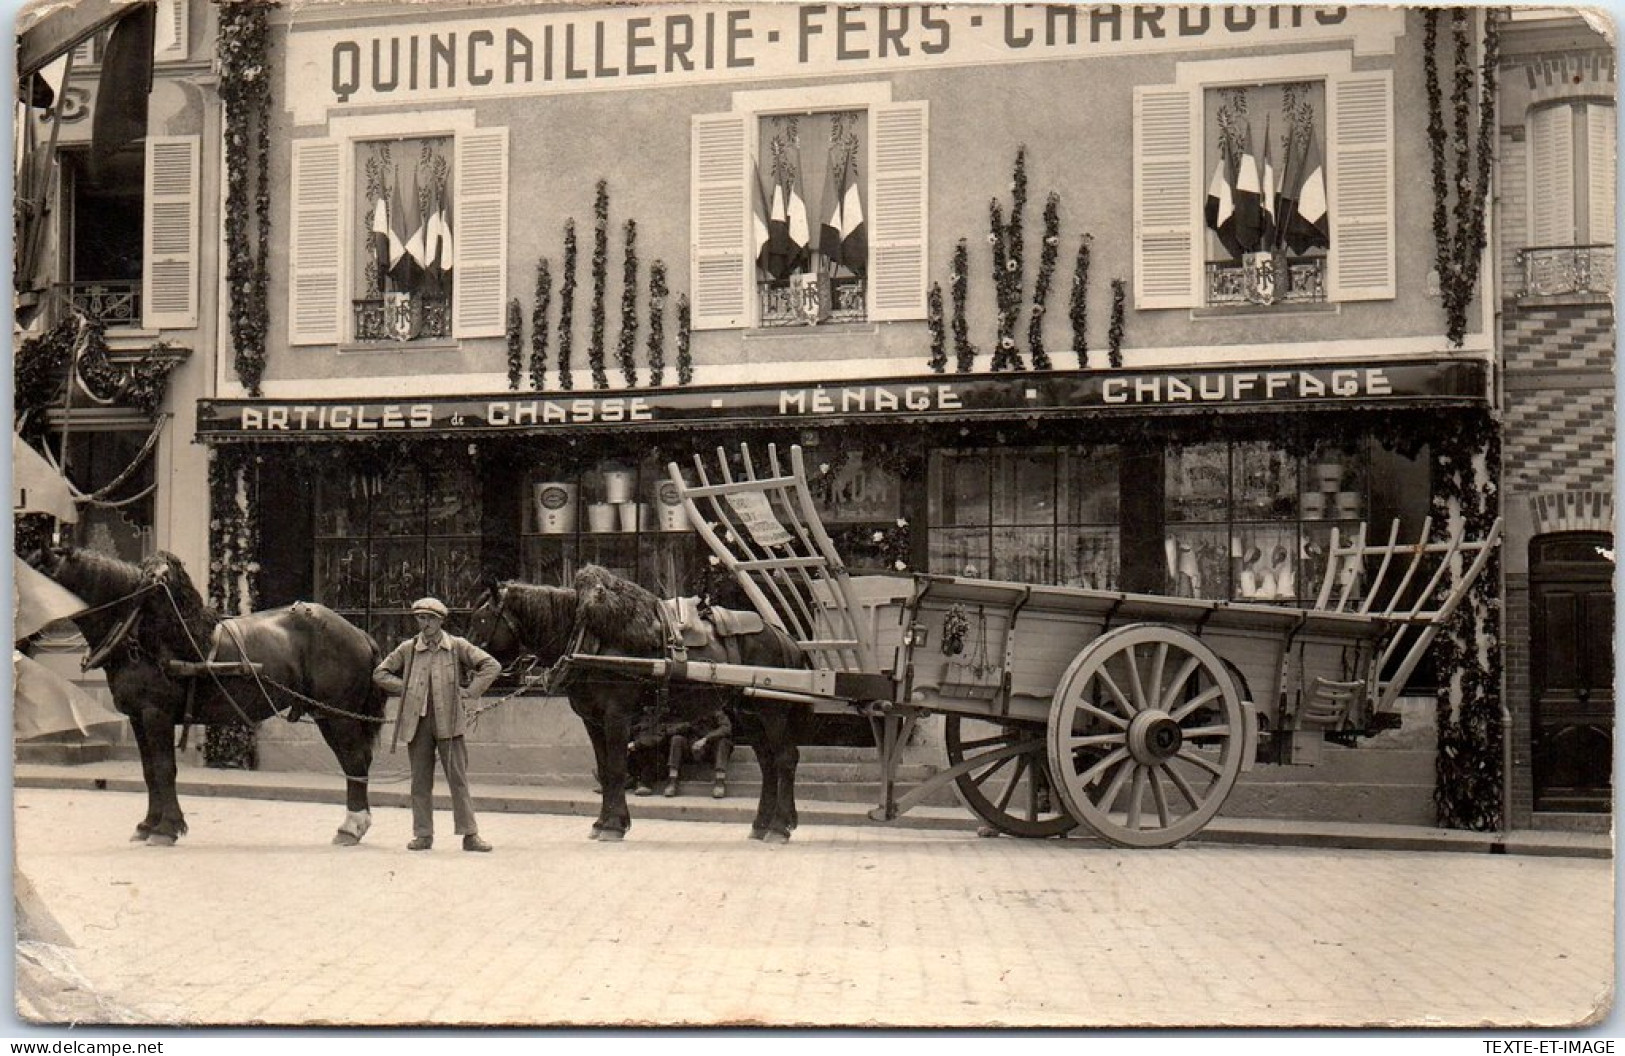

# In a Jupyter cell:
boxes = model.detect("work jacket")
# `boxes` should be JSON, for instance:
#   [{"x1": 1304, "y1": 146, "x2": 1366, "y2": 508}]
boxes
[{"x1": 375, "y1": 631, "x2": 501, "y2": 750}]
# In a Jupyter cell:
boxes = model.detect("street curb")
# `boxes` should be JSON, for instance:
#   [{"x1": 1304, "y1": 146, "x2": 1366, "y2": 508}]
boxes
[{"x1": 13, "y1": 766, "x2": 1613, "y2": 858}]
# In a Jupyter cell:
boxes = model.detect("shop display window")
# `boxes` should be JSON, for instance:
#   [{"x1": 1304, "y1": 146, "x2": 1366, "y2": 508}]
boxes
[
  {"x1": 810, "y1": 451, "x2": 906, "y2": 573},
  {"x1": 314, "y1": 462, "x2": 481, "y2": 643},
  {"x1": 928, "y1": 447, "x2": 1120, "y2": 588},
  {"x1": 352, "y1": 136, "x2": 454, "y2": 342},
  {"x1": 521, "y1": 455, "x2": 707, "y2": 598}
]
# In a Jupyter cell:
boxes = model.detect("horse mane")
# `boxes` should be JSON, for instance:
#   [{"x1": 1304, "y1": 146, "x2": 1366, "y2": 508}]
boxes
[
  {"x1": 51, "y1": 546, "x2": 149, "y2": 601},
  {"x1": 138, "y1": 551, "x2": 222, "y2": 651},
  {"x1": 573, "y1": 564, "x2": 666, "y2": 655},
  {"x1": 502, "y1": 581, "x2": 582, "y2": 660}
]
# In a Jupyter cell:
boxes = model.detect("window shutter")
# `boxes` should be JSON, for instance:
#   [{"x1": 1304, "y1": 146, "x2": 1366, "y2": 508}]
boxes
[
  {"x1": 142, "y1": 135, "x2": 198, "y2": 330},
  {"x1": 1132, "y1": 85, "x2": 1199, "y2": 309},
  {"x1": 288, "y1": 138, "x2": 344, "y2": 346},
  {"x1": 153, "y1": 0, "x2": 188, "y2": 62},
  {"x1": 690, "y1": 112, "x2": 748, "y2": 331},
  {"x1": 868, "y1": 101, "x2": 929, "y2": 322},
  {"x1": 1326, "y1": 71, "x2": 1395, "y2": 301},
  {"x1": 1585, "y1": 104, "x2": 1614, "y2": 245},
  {"x1": 1528, "y1": 105, "x2": 1576, "y2": 247},
  {"x1": 453, "y1": 126, "x2": 509, "y2": 338}
]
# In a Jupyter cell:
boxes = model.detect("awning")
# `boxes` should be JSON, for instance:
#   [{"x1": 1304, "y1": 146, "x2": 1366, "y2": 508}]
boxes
[
  {"x1": 15, "y1": 0, "x2": 142, "y2": 79},
  {"x1": 15, "y1": 559, "x2": 88, "y2": 640},
  {"x1": 195, "y1": 358, "x2": 1491, "y2": 443},
  {"x1": 14, "y1": 432, "x2": 78, "y2": 523},
  {"x1": 14, "y1": 651, "x2": 124, "y2": 740}
]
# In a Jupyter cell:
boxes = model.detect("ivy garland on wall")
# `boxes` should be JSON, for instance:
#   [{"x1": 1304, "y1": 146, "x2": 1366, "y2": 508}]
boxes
[
  {"x1": 676, "y1": 294, "x2": 693, "y2": 385},
  {"x1": 1027, "y1": 193, "x2": 1061, "y2": 371},
  {"x1": 647, "y1": 261, "x2": 668, "y2": 387},
  {"x1": 588, "y1": 180, "x2": 611, "y2": 389},
  {"x1": 505, "y1": 299, "x2": 524, "y2": 389},
  {"x1": 531, "y1": 258, "x2": 551, "y2": 390},
  {"x1": 1423, "y1": 7, "x2": 1499, "y2": 348},
  {"x1": 1107, "y1": 280, "x2": 1126, "y2": 368},
  {"x1": 616, "y1": 219, "x2": 640, "y2": 387},
  {"x1": 951, "y1": 239, "x2": 976, "y2": 371},
  {"x1": 926, "y1": 282, "x2": 947, "y2": 373},
  {"x1": 14, "y1": 317, "x2": 180, "y2": 440},
  {"x1": 988, "y1": 146, "x2": 1029, "y2": 371},
  {"x1": 218, "y1": 1, "x2": 273, "y2": 397},
  {"x1": 557, "y1": 219, "x2": 578, "y2": 390},
  {"x1": 1070, "y1": 235, "x2": 1092, "y2": 368},
  {"x1": 205, "y1": 445, "x2": 262, "y2": 770}
]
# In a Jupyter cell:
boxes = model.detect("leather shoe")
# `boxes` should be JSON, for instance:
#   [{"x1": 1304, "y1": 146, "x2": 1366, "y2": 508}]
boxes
[
  {"x1": 462, "y1": 834, "x2": 492, "y2": 853},
  {"x1": 407, "y1": 836, "x2": 433, "y2": 851}
]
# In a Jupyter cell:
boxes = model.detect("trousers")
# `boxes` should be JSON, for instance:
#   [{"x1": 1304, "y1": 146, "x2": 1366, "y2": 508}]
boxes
[{"x1": 407, "y1": 705, "x2": 478, "y2": 838}]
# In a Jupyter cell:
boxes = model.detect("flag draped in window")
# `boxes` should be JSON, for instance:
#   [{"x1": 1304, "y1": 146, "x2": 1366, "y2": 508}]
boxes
[
  {"x1": 370, "y1": 192, "x2": 391, "y2": 290},
  {"x1": 838, "y1": 152, "x2": 867, "y2": 278},
  {"x1": 761, "y1": 178, "x2": 792, "y2": 280},
  {"x1": 89, "y1": 2, "x2": 154, "y2": 181},
  {"x1": 819, "y1": 156, "x2": 843, "y2": 270},
  {"x1": 1204, "y1": 142, "x2": 1242, "y2": 259},
  {"x1": 1284, "y1": 126, "x2": 1329, "y2": 254},
  {"x1": 786, "y1": 169, "x2": 811, "y2": 275},
  {"x1": 386, "y1": 167, "x2": 421, "y2": 289},
  {"x1": 422, "y1": 178, "x2": 454, "y2": 281},
  {"x1": 1259, "y1": 118, "x2": 1278, "y2": 251},
  {"x1": 1232, "y1": 121, "x2": 1264, "y2": 253}
]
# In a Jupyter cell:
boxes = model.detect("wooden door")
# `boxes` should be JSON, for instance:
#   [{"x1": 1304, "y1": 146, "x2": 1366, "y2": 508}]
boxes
[{"x1": 1530, "y1": 533, "x2": 1614, "y2": 813}]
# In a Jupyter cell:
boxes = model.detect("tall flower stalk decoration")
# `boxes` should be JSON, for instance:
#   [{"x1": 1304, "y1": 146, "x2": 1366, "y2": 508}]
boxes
[
  {"x1": 647, "y1": 261, "x2": 668, "y2": 387},
  {"x1": 505, "y1": 299, "x2": 524, "y2": 389},
  {"x1": 589, "y1": 180, "x2": 611, "y2": 389},
  {"x1": 1027, "y1": 192, "x2": 1061, "y2": 371},
  {"x1": 205, "y1": 445, "x2": 260, "y2": 769},
  {"x1": 1070, "y1": 234, "x2": 1092, "y2": 368},
  {"x1": 218, "y1": 2, "x2": 274, "y2": 396},
  {"x1": 1423, "y1": 7, "x2": 1499, "y2": 348},
  {"x1": 1107, "y1": 279, "x2": 1126, "y2": 368},
  {"x1": 530, "y1": 258, "x2": 551, "y2": 390},
  {"x1": 989, "y1": 147, "x2": 1029, "y2": 372},
  {"x1": 951, "y1": 239, "x2": 977, "y2": 372},
  {"x1": 616, "y1": 219, "x2": 640, "y2": 387},
  {"x1": 676, "y1": 294, "x2": 693, "y2": 385},
  {"x1": 557, "y1": 220, "x2": 578, "y2": 390},
  {"x1": 926, "y1": 282, "x2": 947, "y2": 373}
]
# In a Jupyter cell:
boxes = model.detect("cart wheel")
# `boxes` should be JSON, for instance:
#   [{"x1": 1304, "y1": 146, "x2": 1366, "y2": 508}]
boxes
[
  {"x1": 944, "y1": 715, "x2": 1079, "y2": 839},
  {"x1": 1046, "y1": 624, "x2": 1245, "y2": 849}
]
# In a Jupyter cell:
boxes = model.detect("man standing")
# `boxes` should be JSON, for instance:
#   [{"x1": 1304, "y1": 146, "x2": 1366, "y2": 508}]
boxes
[{"x1": 374, "y1": 597, "x2": 502, "y2": 852}]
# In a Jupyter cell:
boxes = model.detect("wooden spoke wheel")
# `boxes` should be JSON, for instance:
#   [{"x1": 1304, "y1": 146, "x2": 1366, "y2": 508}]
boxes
[
  {"x1": 944, "y1": 715, "x2": 1078, "y2": 839},
  {"x1": 1046, "y1": 624, "x2": 1245, "y2": 848}
]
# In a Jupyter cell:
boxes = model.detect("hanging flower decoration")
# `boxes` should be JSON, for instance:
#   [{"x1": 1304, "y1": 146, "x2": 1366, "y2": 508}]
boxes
[
  {"x1": 217, "y1": 2, "x2": 274, "y2": 396},
  {"x1": 531, "y1": 257, "x2": 552, "y2": 390},
  {"x1": 647, "y1": 260, "x2": 668, "y2": 387},
  {"x1": 505, "y1": 299, "x2": 524, "y2": 389},
  {"x1": 558, "y1": 219, "x2": 578, "y2": 390},
  {"x1": 14, "y1": 317, "x2": 179, "y2": 432},
  {"x1": 589, "y1": 179, "x2": 610, "y2": 390},
  {"x1": 1070, "y1": 234, "x2": 1092, "y2": 369},
  {"x1": 1027, "y1": 192, "x2": 1061, "y2": 371},
  {"x1": 832, "y1": 518, "x2": 912, "y2": 573},
  {"x1": 988, "y1": 146, "x2": 1029, "y2": 372},
  {"x1": 676, "y1": 294, "x2": 693, "y2": 385},
  {"x1": 926, "y1": 281, "x2": 947, "y2": 374},
  {"x1": 1423, "y1": 7, "x2": 1499, "y2": 348},
  {"x1": 616, "y1": 218, "x2": 640, "y2": 387},
  {"x1": 1108, "y1": 279, "x2": 1126, "y2": 368},
  {"x1": 951, "y1": 239, "x2": 977, "y2": 372},
  {"x1": 940, "y1": 604, "x2": 970, "y2": 657},
  {"x1": 207, "y1": 446, "x2": 260, "y2": 617}
]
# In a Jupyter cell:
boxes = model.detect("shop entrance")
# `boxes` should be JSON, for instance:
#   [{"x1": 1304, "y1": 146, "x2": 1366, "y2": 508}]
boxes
[{"x1": 1530, "y1": 532, "x2": 1614, "y2": 813}]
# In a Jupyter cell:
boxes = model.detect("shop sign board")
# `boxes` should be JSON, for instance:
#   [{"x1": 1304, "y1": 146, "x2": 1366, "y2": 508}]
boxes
[
  {"x1": 285, "y1": 4, "x2": 1404, "y2": 123},
  {"x1": 197, "y1": 358, "x2": 1487, "y2": 441}
]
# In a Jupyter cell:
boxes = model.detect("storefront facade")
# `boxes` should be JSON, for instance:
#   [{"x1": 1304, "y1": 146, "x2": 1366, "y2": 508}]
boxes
[{"x1": 203, "y1": 3, "x2": 1503, "y2": 823}]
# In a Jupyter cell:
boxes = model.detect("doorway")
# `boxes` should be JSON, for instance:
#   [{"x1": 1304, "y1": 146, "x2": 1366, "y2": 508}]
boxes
[{"x1": 1530, "y1": 532, "x2": 1614, "y2": 813}]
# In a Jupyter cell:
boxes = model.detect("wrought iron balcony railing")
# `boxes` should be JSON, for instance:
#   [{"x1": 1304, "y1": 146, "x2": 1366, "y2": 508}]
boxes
[
  {"x1": 1205, "y1": 255, "x2": 1326, "y2": 308},
  {"x1": 1515, "y1": 245, "x2": 1615, "y2": 298},
  {"x1": 54, "y1": 281, "x2": 141, "y2": 326},
  {"x1": 352, "y1": 294, "x2": 452, "y2": 342}
]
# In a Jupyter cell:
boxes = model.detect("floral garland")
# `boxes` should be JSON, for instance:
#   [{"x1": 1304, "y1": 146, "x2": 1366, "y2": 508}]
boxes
[
  {"x1": 557, "y1": 219, "x2": 578, "y2": 390},
  {"x1": 647, "y1": 261, "x2": 668, "y2": 387},
  {"x1": 1107, "y1": 280, "x2": 1126, "y2": 368},
  {"x1": 831, "y1": 519, "x2": 912, "y2": 573},
  {"x1": 204, "y1": 445, "x2": 260, "y2": 770},
  {"x1": 676, "y1": 294, "x2": 693, "y2": 385},
  {"x1": 616, "y1": 219, "x2": 640, "y2": 387},
  {"x1": 988, "y1": 147, "x2": 1029, "y2": 372},
  {"x1": 1070, "y1": 235, "x2": 1092, "y2": 368},
  {"x1": 589, "y1": 180, "x2": 610, "y2": 390},
  {"x1": 926, "y1": 282, "x2": 947, "y2": 373},
  {"x1": 1423, "y1": 8, "x2": 1499, "y2": 348},
  {"x1": 14, "y1": 317, "x2": 180, "y2": 436},
  {"x1": 1027, "y1": 192, "x2": 1061, "y2": 371},
  {"x1": 951, "y1": 239, "x2": 977, "y2": 372},
  {"x1": 530, "y1": 258, "x2": 552, "y2": 390},
  {"x1": 217, "y1": 2, "x2": 273, "y2": 397},
  {"x1": 1430, "y1": 413, "x2": 1503, "y2": 830},
  {"x1": 505, "y1": 299, "x2": 524, "y2": 389}
]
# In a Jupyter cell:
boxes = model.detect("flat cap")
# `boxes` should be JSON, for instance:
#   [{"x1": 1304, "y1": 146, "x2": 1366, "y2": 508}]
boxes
[{"x1": 410, "y1": 597, "x2": 450, "y2": 618}]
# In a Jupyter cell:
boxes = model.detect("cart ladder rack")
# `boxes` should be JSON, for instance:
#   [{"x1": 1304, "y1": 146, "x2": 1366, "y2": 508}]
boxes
[{"x1": 669, "y1": 443, "x2": 880, "y2": 676}]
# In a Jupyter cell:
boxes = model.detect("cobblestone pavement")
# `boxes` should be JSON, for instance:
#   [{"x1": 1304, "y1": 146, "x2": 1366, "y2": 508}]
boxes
[{"x1": 12, "y1": 787, "x2": 1616, "y2": 1030}]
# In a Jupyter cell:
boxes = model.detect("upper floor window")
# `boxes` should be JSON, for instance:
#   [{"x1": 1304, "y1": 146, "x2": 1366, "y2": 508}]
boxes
[
  {"x1": 288, "y1": 114, "x2": 508, "y2": 347},
  {"x1": 352, "y1": 137, "x2": 454, "y2": 343},
  {"x1": 755, "y1": 111, "x2": 868, "y2": 328},
  {"x1": 1202, "y1": 82, "x2": 1330, "y2": 308},
  {"x1": 1529, "y1": 101, "x2": 1615, "y2": 249},
  {"x1": 1134, "y1": 55, "x2": 1393, "y2": 311},
  {"x1": 690, "y1": 84, "x2": 927, "y2": 332}
]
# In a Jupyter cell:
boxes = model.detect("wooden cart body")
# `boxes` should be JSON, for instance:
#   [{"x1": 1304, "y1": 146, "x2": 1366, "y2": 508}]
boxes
[{"x1": 633, "y1": 443, "x2": 1500, "y2": 847}]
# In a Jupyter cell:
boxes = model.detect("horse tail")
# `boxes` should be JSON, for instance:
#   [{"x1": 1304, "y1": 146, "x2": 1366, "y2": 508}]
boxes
[{"x1": 363, "y1": 632, "x2": 388, "y2": 747}]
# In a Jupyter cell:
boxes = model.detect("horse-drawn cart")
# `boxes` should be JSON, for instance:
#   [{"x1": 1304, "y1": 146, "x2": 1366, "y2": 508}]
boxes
[{"x1": 565, "y1": 443, "x2": 1499, "y2": 849}]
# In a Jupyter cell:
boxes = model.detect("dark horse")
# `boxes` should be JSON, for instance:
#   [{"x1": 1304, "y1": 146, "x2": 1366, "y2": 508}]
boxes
[
  {"x1": 34, "y1": 547, "x2": 387, "y2": 846},
  {"x1": 467, "y1": 564, "x2": 811, "y2": 842}
]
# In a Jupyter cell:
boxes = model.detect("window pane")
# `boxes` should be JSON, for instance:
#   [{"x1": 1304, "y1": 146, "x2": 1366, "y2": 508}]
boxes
[
  {"x1": 1234, "y1": 524, "x2": 1299, "y2": 601},
  {"x1": 1059, "y1": 446, "x2": 1119, "y2": 524},
  {"x1": 931, "y1": 450, "x2": 990, "y2": 526},
  {"x1": 1234, "y1": 442, "x2": 1297, "y2": 520},
  {"x1": 928, "y1": 527, "x2": 990, "y2": 579},
  {"x1": 756, "y1": 110, "x2": 868, "y2": 327},
  {"x1": 354, "y1": 136, "x2": 454, "y2": 341},
  {"x1": 991, "y1": 526, "x2": 1055, "y2": 583},
  {"x1": 1166, "y1": 443, "x2": 1229, "y2": 523},
  {"x1": 1060, "y1": 528, "x2": 1120, "y2": 591},
  {"x1": 1165, "y1": 526, "x2": 1229, "y2": 600},
  {"x1": 814, "y1": 451, "x2": 900, "y2": 524},
  {"x1": 993, "y1": 449, "x2": 1056, "y2": 525}
]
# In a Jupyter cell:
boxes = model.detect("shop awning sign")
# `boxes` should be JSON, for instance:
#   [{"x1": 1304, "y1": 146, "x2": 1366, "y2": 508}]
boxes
[{"x1": 196, "y1": 358, "x2": 1490, "y2": 441}]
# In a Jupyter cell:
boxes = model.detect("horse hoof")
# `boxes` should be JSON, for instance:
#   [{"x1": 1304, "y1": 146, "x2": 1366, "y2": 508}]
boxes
[
  {"x1": 331, "y1": 831, "x2": 361, "y2": 847},
  {"x1": 145, "y1": 834, "x2": 178, "y2": 847},
  {"x1": 130, "y1": 830, "x2": 150, "y2": 842},
  {"x1": 749, "y1": 828, "x2": 766, "y2": 841},
  {"x1": 597, "y1": 829, "x2": 626, "y2": 843},
  {"x1": 763, "y1": 831, "x2": 791, "y2": 845}
]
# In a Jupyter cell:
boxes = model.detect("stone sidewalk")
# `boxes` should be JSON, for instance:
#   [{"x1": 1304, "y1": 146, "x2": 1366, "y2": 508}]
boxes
[{"x1": 11, "y1": 785, "x2": 1618, "y2": 1030}]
